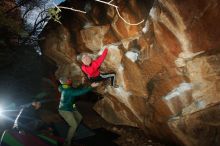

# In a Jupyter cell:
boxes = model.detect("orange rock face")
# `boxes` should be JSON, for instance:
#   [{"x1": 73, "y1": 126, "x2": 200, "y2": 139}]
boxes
[{"x1": 39, "y1": 0, "x2": 220, "y2": 145}]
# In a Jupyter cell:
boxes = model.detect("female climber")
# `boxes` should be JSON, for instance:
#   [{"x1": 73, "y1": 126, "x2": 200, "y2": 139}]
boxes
[{"x1": 81, "y1": 48, "x2": 118, "y2": 87}]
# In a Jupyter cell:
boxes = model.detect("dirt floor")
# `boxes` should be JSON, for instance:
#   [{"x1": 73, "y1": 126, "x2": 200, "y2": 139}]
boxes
[{"x1": 77, "y1": 100, "x2": 166, "y2": 146}]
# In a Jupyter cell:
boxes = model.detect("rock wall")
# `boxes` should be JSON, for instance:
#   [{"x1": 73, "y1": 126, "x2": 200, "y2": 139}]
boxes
[{"x1": 39, "y1": 0, "x2": 220, "y2": 145}]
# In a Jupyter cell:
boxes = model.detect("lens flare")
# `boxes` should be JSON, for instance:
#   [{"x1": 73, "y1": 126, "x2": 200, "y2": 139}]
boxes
[{"x1": 0, "y1": 106, "x2": 3, "y2": 116}]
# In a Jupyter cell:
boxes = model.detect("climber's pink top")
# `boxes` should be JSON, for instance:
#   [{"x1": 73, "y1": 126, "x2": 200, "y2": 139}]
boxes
[{"x1": 81, "y1": 48, "x2": 108, "y2": 78}]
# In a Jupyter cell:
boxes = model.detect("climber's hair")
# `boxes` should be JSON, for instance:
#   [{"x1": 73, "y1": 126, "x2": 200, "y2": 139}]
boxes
[
  {"x1": 77, "y1": 53, "x2": 83, "y2": 62},
  {"x1": 77, "y1": 53, "x2": 90, "y2": 62}
]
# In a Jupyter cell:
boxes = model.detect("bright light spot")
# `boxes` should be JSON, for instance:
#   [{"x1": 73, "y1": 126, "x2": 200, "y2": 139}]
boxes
[
  {"x1": 125, "y1": 51, "x2": 139, "y2": 62},
  {"x1": 149, "y1": 7, "x2": 158, "y2": 20},
  {"x1": 142, "y1": 20, "x2": 150, "y2": 33},
  {"x1": 0, "y1": 106, "x2": 3, "y2": 116}
]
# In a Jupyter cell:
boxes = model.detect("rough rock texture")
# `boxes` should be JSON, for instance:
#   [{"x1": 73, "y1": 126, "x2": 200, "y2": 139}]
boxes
[{"x1": 39, "y1": 0, "x2": 220, "y2": 145}]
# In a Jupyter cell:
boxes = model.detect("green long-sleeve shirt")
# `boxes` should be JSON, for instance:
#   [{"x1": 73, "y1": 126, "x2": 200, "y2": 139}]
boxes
[{"x1": 58, "y1": 85, "x2": 92, "y2": 111}]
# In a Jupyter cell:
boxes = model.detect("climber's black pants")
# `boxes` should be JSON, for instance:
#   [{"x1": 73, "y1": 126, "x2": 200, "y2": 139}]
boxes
[{"x1": 89, "y1": 73, "x2": 116, "y2": 86}]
